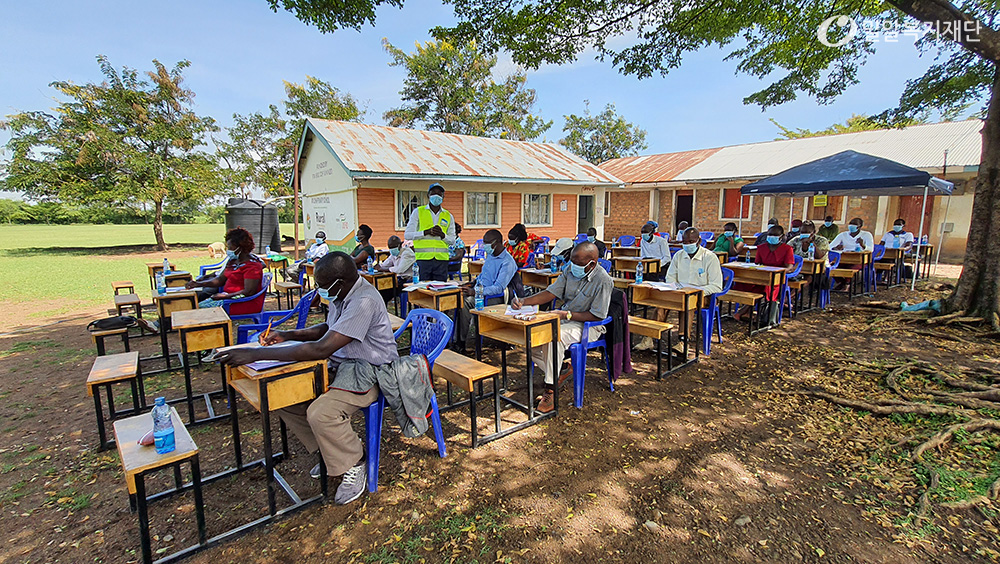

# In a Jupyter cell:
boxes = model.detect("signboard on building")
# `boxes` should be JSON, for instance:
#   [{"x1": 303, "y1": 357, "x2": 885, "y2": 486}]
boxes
[{"x1": 813, "y1": 194, "x2": 828, "y2": 207}]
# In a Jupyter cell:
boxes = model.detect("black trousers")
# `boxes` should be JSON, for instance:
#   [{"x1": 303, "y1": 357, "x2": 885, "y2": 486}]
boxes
[{"x1": 416, "y1": 259, "x2": 449, "y2": 282}]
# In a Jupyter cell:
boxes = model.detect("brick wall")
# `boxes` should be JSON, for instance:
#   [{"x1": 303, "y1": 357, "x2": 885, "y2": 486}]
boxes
[
  {"x1": 357, "y1": 188, "x2": 397, "y2": 246},
  {"x1": 605, "y1": 191, "x2": 650, "y2": 239},
  {"x1": 657, "y1": 189, "x2": 673, "y2": 236}
]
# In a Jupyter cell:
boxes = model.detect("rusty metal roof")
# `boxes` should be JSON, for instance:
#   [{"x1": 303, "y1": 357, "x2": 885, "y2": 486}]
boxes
[
  {"x1": 306, "y1": 118, "x2": 622, "y2": 185},
  {"x1": 600, "y1": 148, "x2": 721, "y2": 183}
]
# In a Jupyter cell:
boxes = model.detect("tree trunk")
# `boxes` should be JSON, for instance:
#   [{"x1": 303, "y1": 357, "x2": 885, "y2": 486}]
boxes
[
  {"x1": 947, "y1": 67, "x2": 1000, "y2": 327},
  {"x1": 153, "y1": 199, "x2": 168, "y2": 252}
]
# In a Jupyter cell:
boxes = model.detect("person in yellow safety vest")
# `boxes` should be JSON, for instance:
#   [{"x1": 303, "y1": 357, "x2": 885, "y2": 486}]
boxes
[{"x1": 403, "y1": 182, "x2": 456, "y2": 281}]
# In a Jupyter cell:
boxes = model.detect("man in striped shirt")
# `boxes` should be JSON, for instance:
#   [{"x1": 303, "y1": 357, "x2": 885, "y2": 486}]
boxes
[{"x1": 219, "y1": 252, "x2": 397, "y2": 505}]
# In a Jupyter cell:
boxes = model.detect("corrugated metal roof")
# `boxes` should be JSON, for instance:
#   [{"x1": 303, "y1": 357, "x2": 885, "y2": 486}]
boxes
[
  {"x1": 600, "y1": 148, "x2": 721, "y2": 183},
  {"x1": 674, "y1": 120, "x2": 982, "y2": 182},
  {"x1": 306, "y1": 118, "x2": 622, "y2": 185}
]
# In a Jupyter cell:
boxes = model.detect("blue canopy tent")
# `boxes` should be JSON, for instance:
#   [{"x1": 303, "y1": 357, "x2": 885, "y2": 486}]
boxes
[{"x1": 740, "y1": 150, "x2": 954, "y2": 290}]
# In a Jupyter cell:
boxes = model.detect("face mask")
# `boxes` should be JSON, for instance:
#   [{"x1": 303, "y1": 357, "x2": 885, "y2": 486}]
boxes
[
  {"x1": 569, "y1": 261, "x2": 593, "y2": 279},
  {"x1": 642, "y1": 233, "x2": 653, "y2": 242},
  {"x1": 428, "y1": 194, "x2": 444, "y2": 207},
  {"x1": 226, "y1": 250, "x2": 237, "y2": 260},
  {"x1": 799, "y1": 233, "x2": 809, "y2": 240},
  {"x1": 724, "y1": 231, "x2": 734, "y2": 238},
  {"x1": 389, "y1": 247, "x2": 400, "y2": 257},
  {"x1": 508, "y1": 238, "x2": 517, "y2": 247},
  {"x1": 790, "y1": 227, "x2": 800, "y2": 233},
  {"x1": 848, "y1": 224, "x2": 859, "y2": 234},
  {"x1": 316, "y1": 238, "x2": 325, "y2": 244},
  {"x1": 355, "y1": 234, "x2": 362, "y2": 242},
  {"x1": 893, "y1": 225, "x2": 903, "y2": 232},
  {"x1": 766, "y1": 235, "x2": 780, "y2": 245},
  {"x1": 587, "y1": 236, "x2": 596, "y2": 243},
  {"x1": 768, "y1": 223, "x2": 777, "y2": 228},
  {"x1": 824, "y1": 221, "x2": 833, "y2": 227},
  {"x1": 682, "y1": 243, "x2": 698, "y2": 255},
  {"x1": 317, "y1": 280, "x2": 342, "y2": 302}
]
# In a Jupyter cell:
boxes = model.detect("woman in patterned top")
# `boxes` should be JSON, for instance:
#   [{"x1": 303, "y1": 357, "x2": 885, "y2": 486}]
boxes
[{"x1": 505, "y1": 223, "x2": 542, "y2": 268}]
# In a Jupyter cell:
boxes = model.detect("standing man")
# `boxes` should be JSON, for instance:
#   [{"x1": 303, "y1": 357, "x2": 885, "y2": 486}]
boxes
[{"x1": 404, "y1": 183, "x2": 455, "y2": 282}]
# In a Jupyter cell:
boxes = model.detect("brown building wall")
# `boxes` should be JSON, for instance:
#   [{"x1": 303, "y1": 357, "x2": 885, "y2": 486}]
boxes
[{"x1": 605, "y1": 191, "x2": 650, "y2": 239}]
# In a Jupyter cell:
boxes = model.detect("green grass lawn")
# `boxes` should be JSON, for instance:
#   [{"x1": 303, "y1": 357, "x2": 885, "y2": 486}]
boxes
[{"x1": 0, "y1": 223, "x2": 300, "y2": 321}]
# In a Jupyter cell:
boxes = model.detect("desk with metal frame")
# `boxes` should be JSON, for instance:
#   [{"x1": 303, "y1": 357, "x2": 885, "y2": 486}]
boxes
[
  {"x1": 148, "y1": 290, "x2": 198, "y2": 374},
  {"x1": 468, "y1": 305, "x2": 561, "y2": 445},
  {"x1": 146, "y1": 261, "x2": 177, "y2": 291},
  {"x1": 610, "y1": 246, "x2": 639, "y2": 258},
  {"x1": 164, "y1": 271, "x2": 193, "y2": 288},
  {"x1": 360, "y1": 270, "x2": 400, "y2": 315},
  {"x1": 837, "y1": 250, "x2": 873, "y2": 293},
  {"x1": 468, "y1": 260, "x2": 484, "y2": 278},
  {"x1": 722, "y1": 263, "x2": 788, "y2": 333},
  {"x1": 629, "y1": 284, "x2": 702, "y2": 377},
  {"x1": 800, "y1": 258, "x2": 826, "y2": 311},
  {"x1": 520, "y1": 268, "x2": 561, "y2": 292},
  {"x1": 612, "y1": 256, "x2": 660, "y2": 279},
  {"x1": 171, "y1": 308, "x2": 233, "y2": 426}
]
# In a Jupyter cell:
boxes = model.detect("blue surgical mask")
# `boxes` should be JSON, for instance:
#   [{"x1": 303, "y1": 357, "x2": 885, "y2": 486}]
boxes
[
  {"x1": 316, "y1": 238, "x2": 325, "y2": 244},
  {"x1": 389, "y1": 247, "x2": 400, "y2": 257},
  {"x1": 682, "y1": 243, "x2": 698, "y2": 255},
  {"x1": 428, "y1": 194, "x2": 444, "y2": 207},
  {"x1": 226, "y1": 250, "x2": 237, "y2": 260},
  {"x1": 848, "y1": 224, "x2": 859, "y2": 234},
  {"x1": 724, "y1": 231, "x2": 734, "y2": 238},
  {"x1": 355, "y1": 234, "x2": 362, "y2": 242},
  {"x1": 824, "y1": 221, "x2": 833, "y2": 227},
  {"x1": 790, "y1": 227, "x2": 800, "y2": 233},
  {"x1": 642, "y1": 233, "x2": 653, "y2": 242},
  {"x1": 587, "y1": 236, "x2": 596, "y2": 243},
  {"x1": 893, "y1": 225, "x2": 903, "y2": 232},
  {"x1": 569, "y1": 261, "x2": 592, "y2": 279},
  {"x1": 799, "y1": 233, "x2": 809, "y2": 240},
  {"x1": 317, "y1": 279, "x2": 342, "y2": 302},
  {"x1": 766, "y1": 235, "x2": 780, "y2": 245}
]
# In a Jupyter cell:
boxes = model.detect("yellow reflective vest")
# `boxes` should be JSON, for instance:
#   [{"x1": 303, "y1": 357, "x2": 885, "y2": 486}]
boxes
[{"x1": 413, "y1": 206, "x2": 453, "y2": 261}]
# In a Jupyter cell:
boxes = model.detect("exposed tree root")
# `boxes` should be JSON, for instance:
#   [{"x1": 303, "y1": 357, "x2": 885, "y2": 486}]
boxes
[
  {"x1": 911, "y1": 420, "x2": 1000, "y2": 461},
  {"x1": 799, "y1": 389, "x2": 966, "y2": 417},
  {"x1": 924, "y1": 390, "x2": 1000, "y2": 410}
]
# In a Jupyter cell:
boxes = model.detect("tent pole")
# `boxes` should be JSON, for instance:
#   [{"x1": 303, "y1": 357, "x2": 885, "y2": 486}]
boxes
[
  {"x1": 738, "y1": 194, "x2": 744, "y2": 236},
  {"x1": 911, "y1": 185, "x2": 929, "y2": 291},
  {"x1": 934, "y1": 194, "x2": 952, "y2": 276},
  {"x1": 788, "y1": 197, "x2": 793, "y2": 226}
]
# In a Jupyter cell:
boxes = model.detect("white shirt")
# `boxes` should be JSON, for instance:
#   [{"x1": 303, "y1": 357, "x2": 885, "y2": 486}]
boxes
[
  {"x1": 382, "y1": 247, "x2": 416, "y2": 277},
  {"x1": 304, "y1": 242, "x2": 329, "y2": 262},
  {"x1": 664, "y1": 246, "x2": 724, "y2": 295},
  {"x1": 830, "y1": 229, "x2": 874, "y2": 252},
  {"x1": 880, "y1": 230, "x2": 914, "y2": 249},
  {"x1": 640, "y1": 235, "x2": 671, "y2": 267},
  {"x1": 403, "y1": 206, "x2": 457, "y2": 246}
]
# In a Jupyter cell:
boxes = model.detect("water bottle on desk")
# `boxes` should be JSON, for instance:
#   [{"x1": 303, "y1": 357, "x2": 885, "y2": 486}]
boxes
[
  {"x1": 151, "y1": 397, "x2": 175, "y2": 454},
  {"x1": 265, "y1": 245, "x2": 271, "y2": 257},
  {"x1": 162, "y1": 258, "x2": 170, "y2": 275},
  {"x1": 474, "y1": 279, "x2": 484, "y2": 311},
  {"x1": 808, "y1": 243, "x2": 815, "y2": 260},
  {"x1": 550, "y1": 257, "x2": 557, "y2": 273},
  {"x1": 367, "y1": 256, "x2": 374, "y2": 274},
  {"x1": 893, "y1": 237, "x2": 900, "y2": 249},
  {"x1": 921, "y1": 234, "x2": 929, "y2": 245},
  {"x1": 745, "y1": 249, "x2": 751, "y2": 263},
  {"x1": 635, "y1": 262, "x2": 644, "y2": 284},
  {"x1": 412, "y1": 262, "x2": 420, "y2": 284},
  {"x1": 155, "y1": 271, "x2": 166, "y2": 295}
]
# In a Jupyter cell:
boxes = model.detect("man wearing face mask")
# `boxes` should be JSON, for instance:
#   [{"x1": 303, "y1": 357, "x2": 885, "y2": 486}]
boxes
[
  {"x1": 511, "y1": 242, "x2": 613, "y2": 413},
  {"x1": 755, "y1": 218, "x2": 781, "y2": 246},
  {"x1": 640, "y1": 221, "x2": 671, "y2": 279},
  {"x1": 586, "y1": 227, "x2": 607, "y2": 258},
  {"x1": 218, "y1": 252, "x2": 399, "y2": 505},
  {"x1": 404, "y1": 183, "x2": 455, "y2": 282},
  {"x1": 377, "y1": 235, "x2": 416, "y2": 304},
  {"x1": 830, "y1": 217, "x2": 874, "y2": 252},
  {"x1": 818, "y1": 215, "x2": 840, "y2": 241},
  {"x1": 456, "y1": 229, "x2": 518, "y2": 350},
  {"x1": 283, "y1": 230, "x2": 329, "y2": 282},
  {"x1": 712, "y1": 222, "x2": 745, "y2": 258}
]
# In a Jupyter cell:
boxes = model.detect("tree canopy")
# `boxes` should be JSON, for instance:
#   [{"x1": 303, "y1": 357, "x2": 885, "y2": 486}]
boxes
[
  {"x1": 560, "y1": 101, "x2": 647, "y2": 164},
  {"x1": 1, "y1": 56, "x2": 221, "y2": 250},
  {"x1": 769, "y1": 114, "x2": 929, "y2": 140},
  {"x1": 383, "y1": 39, "x2": 551, "y2": 140}
]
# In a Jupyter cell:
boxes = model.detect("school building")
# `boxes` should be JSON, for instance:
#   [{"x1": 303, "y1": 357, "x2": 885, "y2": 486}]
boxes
[
  {"x1": 600, "y1": 120, "x2": 983, "y2": 261},
  {"x1": 295, "y1": 118, "x2": 623, "y2": 251}
]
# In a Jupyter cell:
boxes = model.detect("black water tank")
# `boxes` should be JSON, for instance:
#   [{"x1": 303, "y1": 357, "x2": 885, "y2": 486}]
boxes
[{"x1": 224, "y1": 198, "x2": 281, "y2": 253}]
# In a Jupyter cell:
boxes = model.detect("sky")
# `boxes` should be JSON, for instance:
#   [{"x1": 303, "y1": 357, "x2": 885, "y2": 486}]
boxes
[{"x1": 0, "y1": 0, "x2": 961, "y2": 166}]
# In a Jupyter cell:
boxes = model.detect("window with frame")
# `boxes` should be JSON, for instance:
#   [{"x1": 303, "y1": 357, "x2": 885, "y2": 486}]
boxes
[
  {"x1": 466, "y1": 192, "x2": 499, "y2": 227},
  {"x1": 808, "y1": 195, "x2": 844, "y2": 220},
  {"x1": 721, "y1": 188, "x2": 751, "y2": 219},
  {"x1": 397, "y1": 190, "x2": 427, "y2": 230},
  {"x1": 522, "y1": 193, "x2": 551, "y2": 226},
  {"x1": 604, "y1": 190, "x2": 611, "y2": 216}
]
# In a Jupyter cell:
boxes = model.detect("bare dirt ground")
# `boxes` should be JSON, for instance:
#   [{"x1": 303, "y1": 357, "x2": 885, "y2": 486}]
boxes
[{"x1": 0, "y1": 277, "x2": 997, "y2": 564}]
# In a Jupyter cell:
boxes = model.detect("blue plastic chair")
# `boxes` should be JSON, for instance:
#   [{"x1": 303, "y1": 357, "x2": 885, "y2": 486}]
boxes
[
  {"x1": 570, "y1": 316, "x2": 614, "y2": 409},
  {"x1": 574, "y1": 233, "x2": 588, "y2": 244},
  {"x1": 364, "y1": 309, "x2": 450, "y2": 493},
  {"x1": 870, "y1": 244, "x2": 885, "y2": 294},
  {"x1": 199, "y1": 258, "x2": 228, "y2": 277},
  {"x1": 821, "y1": 252, "x2": 841, "y2": 308},
  {"x1": 524, "y1": 252, "x2": 536, "y2": 268},
  {"x1": 236, "y1": 290, "x2": 317, "y2": 344},
  {"x1": 221, "y1": 273, "x2": 272, "y2": 323},
  {"x1": 598, "y1": 258, "x2": 612, "y2": 273},
  {"x1": 448, "y1": 258, "x2": 464, "y2": 281},
  {"x1": 702, "y1": 268, "x2": 734, "y2": 355},
  {"x1": 699, "y1": 232, "x2": 713, "y2": 247},
  {"x1": 777, "y1": 256, "x2": 803, "y2": 323},
  {"x1": 617, "y1": 235, "x2": 636, "y2": 247}
]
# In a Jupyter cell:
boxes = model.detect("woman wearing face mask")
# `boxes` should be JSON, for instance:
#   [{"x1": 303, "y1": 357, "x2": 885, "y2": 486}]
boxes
[
  {"x1": 879, "y1": 218, "x2": 914, "y2": 251},
  {"x1": 185, "y1": 227, "x2": 265, "y2": 315},
  {"x1": 733, "y1": 224, "x2": 795, "y2": 323},
  {"x1": 351, "y1": 224, "x2": 376, "y2": 268},
  {"x1": 640, "y1": 221, "x2": 670, "y2": 280},
  {"x1": 505, "y1": 223, "x2": 542, "y2": 268},
  {"x1": 712, "y1": 222, "x2": 745, "y2": 258}
]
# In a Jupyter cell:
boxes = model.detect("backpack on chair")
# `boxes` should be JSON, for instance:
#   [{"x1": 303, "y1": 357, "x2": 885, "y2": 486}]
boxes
[{"x1": 87, "y1": 316, "x2": 137, "y2": 332}]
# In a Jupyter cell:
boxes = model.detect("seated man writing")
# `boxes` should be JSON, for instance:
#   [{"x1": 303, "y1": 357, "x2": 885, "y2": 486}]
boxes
[
  {"x1": 456, "y1": 229, "x2": 518, "y2": 352},
  {"x1": 283, "y1": 230, "x2": 329, "y2": 282},
  {"x1": 218, "y1": 252, "x2": 399, "y2": 505},
  {"x1": 510, "y1": 242, "x2": 613, "y2": 413}
]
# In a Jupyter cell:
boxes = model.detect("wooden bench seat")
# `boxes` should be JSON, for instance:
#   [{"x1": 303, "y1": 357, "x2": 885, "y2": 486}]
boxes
[
  {"x1": 628, "y1": 317, "x2": 673, "y2": 339},
  {"x1": 112, "y1": 280, "x2": 135, "y2": 295},
  {"x1": 388, "y1": 313, "x2": 405, "y2": 332},
  {"x1": 90, "y1": 326, "x2": 131, "y2": 356},
  {"x1": 718, "y1": 289, "x2": 764, "y2": 306},
  {"x1": 88, "y1": 351, "x2": 144, "y2": 449},
  {"x1": 115, "y1": 293, "x2": 142, "y2": 315},
  {"x1": 432, "y1": 349, "x2": 500, "y2": 393}
]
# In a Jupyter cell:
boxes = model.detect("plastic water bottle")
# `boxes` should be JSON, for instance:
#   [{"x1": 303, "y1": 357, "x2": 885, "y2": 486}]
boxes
[
  {"x1": 474, "y1": 279, "x2": 484, "y2": 311},
  {"x1": 367, "y1": 256, "x2": 374, "y2": 274},
  {"x1": 636, "y1": 262, "x2": 644, "y2": 284},
  {"x1": 893, "y1": 237, "x2": 900, "y2": 249},
  {"x1": 412, "y1": 262, "x2": 420, "y2": 284},
  {"x1": 162, "y1": 258, "x2": 170, "y2": 275},
  {"x1": 745, "y1": 249, "x2": 751, "y2": 263},
  {"x1": 855, "y1": 241, "x2": 862, "y2": 252},
  {"x1": 155, "y1": 271, "x2": 166, "y2": 295},
  {"x1": 550, "y1": 257, "x2": 557, "y2": 273},
  {"x1": 921, "y1": 234, "x2": 929, "y2": 245},
  {"x1": 808, "y1": 243, "x2": 815, "y2": 260},
  {"x1": 151, "y1": 397, "x2": 175, "y2": 455},
  {"x1": 265, "y1": 245, "x2": 271, "y2": 257}
]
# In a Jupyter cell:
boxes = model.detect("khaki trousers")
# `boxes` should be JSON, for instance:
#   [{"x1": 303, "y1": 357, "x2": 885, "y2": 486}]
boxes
[
  {"x1": 276, "y1": 386, "x2": 379, "y2": 477},
  {"x1": 530, "y1": 321, "x2": 605, "y2": 385}
]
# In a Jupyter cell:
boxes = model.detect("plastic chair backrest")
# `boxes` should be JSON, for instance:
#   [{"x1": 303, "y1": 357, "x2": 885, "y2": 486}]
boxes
[
  {"x1": 789, "y1": 255, "x2": 804, "y2": 278},
  {"x1": 525, "y1": 253, "x2": 536, "y2": 268},
  {"x1": 394, "y1": 308, "x2": 453, "y2": 366},
  {"x1": 618, "y1": 235, "x2": 636, "y2": 247},
  {"x1": 872, "y1": 244, "x2": 886, "y2": 261},
  {"x1": 227, "y1": 272, "x2": 271, "y2": 305},
  {"x1": 598, "y1": 258, "x2": 612, "y2": 273},
  {"x1": 719, "y1": 267, "x2": 735, "y2": 295},
  {"x1": 700, "y1": 232, "x2": 713, "y2": 245},
  {"x1": 827, "y1": 251, "x2": 841, "y2": 269},
  {"x1": 574, "y1": 233, "x2": 588, "y2": 243}
]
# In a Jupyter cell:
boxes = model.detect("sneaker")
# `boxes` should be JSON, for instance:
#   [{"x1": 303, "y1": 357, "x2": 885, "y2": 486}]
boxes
[
  {"x1": 634, "y1": 336, "x2": 654, "y2": 351},
  {"x1": 136, "y1": 318, "x2": 159, "y2": 334},
  {"x1": 310, "y1": 463, "x2": 321, "y2": 479},
  {"x1": 334, "y1": 462, "x2": 367, "y2": 505},
  {"x1": 536, "y1": 390, "x2": 555, "y2": 413}
]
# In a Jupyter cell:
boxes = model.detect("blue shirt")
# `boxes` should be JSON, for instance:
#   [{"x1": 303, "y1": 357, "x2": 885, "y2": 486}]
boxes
[
  {"x1": 450, "y1": 236, "x2": 465, "y2": 254},
  {"x1": 477, "y1": 250, "x2": 517, "y2": 296}
]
